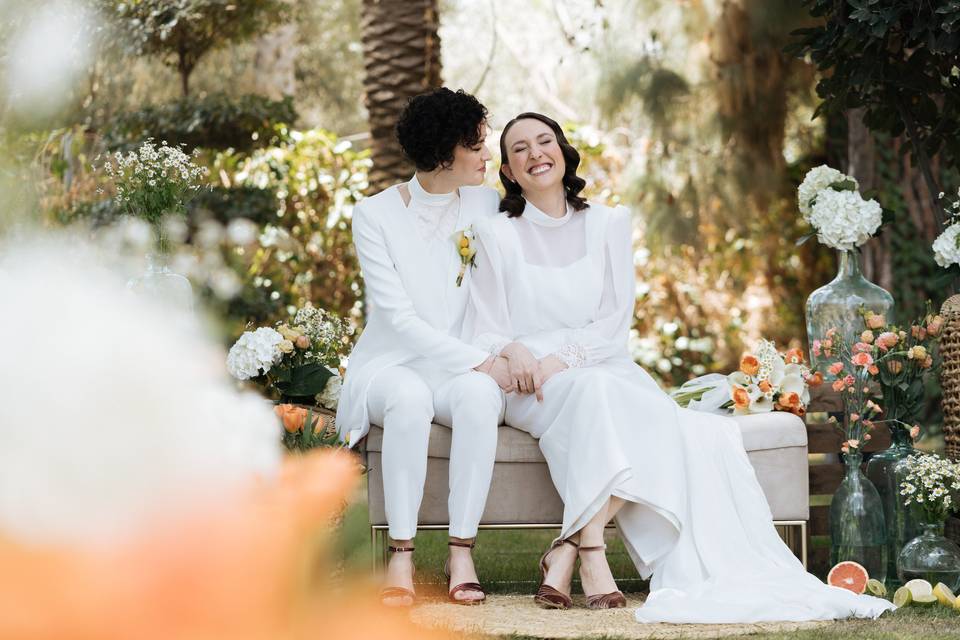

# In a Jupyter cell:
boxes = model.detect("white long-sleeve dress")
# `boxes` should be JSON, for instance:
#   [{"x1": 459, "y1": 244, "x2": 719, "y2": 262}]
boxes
[{"x1": 464, "y1": 201, "x2": 895, "y2": 623}]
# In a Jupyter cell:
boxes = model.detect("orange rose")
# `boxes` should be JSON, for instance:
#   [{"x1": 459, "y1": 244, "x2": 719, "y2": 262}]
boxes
[
  {"x1": 739, "y1": 355, "x2": 760, "y2": 376},
  {"x1": 828, "y1": 361, "x2": 844, "y2": 376},
  {"x1": 775, "y1": 391, "x2": 801, "y2": 412},
  {"x1": 832, "y1": 379, "x2": 846, "y2": 392},
  {"x1": 731, "y1": 385, "x2": 751, "y2": 411},
  {"x1": 865, "y1": 312, "x2": 885, "y2": 330},
  {"x1": 785, "y1": 348, "x2": 805, "y2": 365},
  {"x1": 807, "y1": 372, "x2": 824, "y2": 387},
  {"x1": 759, "y1": 380, "x2": 772, "y2": 393}
]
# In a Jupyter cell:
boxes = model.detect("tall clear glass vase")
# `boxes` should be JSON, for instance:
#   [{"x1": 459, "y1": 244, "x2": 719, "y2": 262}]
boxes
[
  {"x1": 805, "y1": 249, "x2": 894, "y2": 375},
  {"x1": 126, "y1": 253, "x2": 194, "y2": 310},
  {"x1": 830, "y1": 451, "x2": 888, "y2": 583},
  {"x1": 865, "y1": 426, "x2": 921, "y2": 588}
]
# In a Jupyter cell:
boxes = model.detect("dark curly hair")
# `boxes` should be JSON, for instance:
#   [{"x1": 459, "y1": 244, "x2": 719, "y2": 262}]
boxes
[
  {"x1": 395, "y1": 88, "x2": 488, "y2": 172},
  {"x1": 498, "y1": 112, "x2": 587, "y2": 217}
]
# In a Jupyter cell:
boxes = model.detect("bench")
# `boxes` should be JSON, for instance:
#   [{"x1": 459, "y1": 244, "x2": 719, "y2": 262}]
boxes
[{"x1": 362, "y1": 411, "x2": 809, "y2": 569}]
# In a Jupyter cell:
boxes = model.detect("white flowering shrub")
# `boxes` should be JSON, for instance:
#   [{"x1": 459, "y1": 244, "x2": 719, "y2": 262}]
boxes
[{"x1": 900, "y1": 453, "x2": 960, "y2": 523}]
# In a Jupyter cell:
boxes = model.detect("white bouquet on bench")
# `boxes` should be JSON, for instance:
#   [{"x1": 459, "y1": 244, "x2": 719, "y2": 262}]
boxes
[{"x1": 672, "y1": 339, "x2": 821, "y2": 416}]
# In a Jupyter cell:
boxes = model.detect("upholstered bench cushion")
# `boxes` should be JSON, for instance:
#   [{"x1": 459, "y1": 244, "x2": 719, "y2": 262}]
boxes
[{"x1": 363, "y1": 411, "x2": 809, "y2": 526}]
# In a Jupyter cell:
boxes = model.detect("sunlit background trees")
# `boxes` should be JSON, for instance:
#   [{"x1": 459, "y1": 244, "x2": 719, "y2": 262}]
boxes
[{"x1": 2, "y1": 0, "x2": 957, "y2": 395}]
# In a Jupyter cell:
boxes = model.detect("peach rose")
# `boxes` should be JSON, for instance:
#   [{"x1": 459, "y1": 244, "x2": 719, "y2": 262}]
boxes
[
  {"x1": 759, "y1": 380, "x2": 772, "y2": 394},
  {"x1": 828, "y1": 362, "x2": 844, "y2": 376},
  {"x1": 927, "y1": 315, "x2": 944, "y2": 337},
  {"x1": 295, "y1": 335, "x2": 310, "y2": 349},
  {"x1": 739, "y1": 355, "x2": 760, "y2": 376},
  {"x1": 865, "y1": 312, "x2": 885, "y2": 330},
  {"x1": 847, "y1": 438, "x2": 860, "y2": 448},
  {"x1": 844, "y1": 374, "x2": 855, "y2": 387},
  {"x1": 853, "y1": 342, "x2": 873, "y2": 354},
  {"x1": 832, "y1": 379, "x2": 846, "y2": 392},
  {"x1": 868, "y1": 365, "x2": 879, "y2": 376},
  {"x1": 851, "y1": 352, "x2": 874, "y2": 367},
  {"x1": 911, "y1": 325, "x2": 927, "y2": 340},
  {"x1": 850, "y1": 413, "x2": 860, "y2": 422},
  {"x1": 877, "y1": 332, "x2": 899, "y2": 350},
  {"x1": 776, "y1": 392, "x2": 801, "y2": 412},
  {"x1": 785, "y1": 348, "x2": 805, "y2": 365},
  {"x1": 860, "y1": 330, "x2": 875, "y2": 344},
  {"x1": 908, "y1": 345, "x2": 928, "y2": 361},
  {"x1": 732, "y1": 385, "x2": 751, "y2": 411}
]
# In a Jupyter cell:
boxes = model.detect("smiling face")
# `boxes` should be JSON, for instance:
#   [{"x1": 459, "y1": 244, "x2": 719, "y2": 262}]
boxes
[
  {"x1": 501, "y1": 118, "x2": 566, "y2": 196},
  {"x1": 446, "y1": 122, "x2": 491, "y2": 186}
]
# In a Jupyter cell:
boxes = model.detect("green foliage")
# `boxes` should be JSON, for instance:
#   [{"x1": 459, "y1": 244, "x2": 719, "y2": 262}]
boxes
[
  {"x1": 99, "y1": 0, "x2": 291, "y2": 95},
  {"x1": 789, "y1": 0, "x2": 960, "y2": 218},
  {"x1": 105, "y1": 94, "x2": 297, "y2": 152}
]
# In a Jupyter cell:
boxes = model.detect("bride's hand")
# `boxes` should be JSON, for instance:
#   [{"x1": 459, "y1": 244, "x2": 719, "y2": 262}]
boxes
[
  {"x1": 500, "y1": 342, "x2": 543, "y2": 400},
  {"x1": 486, "y1": 356, "x2": 514, "y2": 391},
  {"x1": 538, "y1": 355, "x2": 568, "y2": 386}
]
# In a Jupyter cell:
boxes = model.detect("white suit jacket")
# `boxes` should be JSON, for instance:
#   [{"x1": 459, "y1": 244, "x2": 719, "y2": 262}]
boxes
[{"x1": 336, "y1": 182, "x2": 500, "y2": 445}]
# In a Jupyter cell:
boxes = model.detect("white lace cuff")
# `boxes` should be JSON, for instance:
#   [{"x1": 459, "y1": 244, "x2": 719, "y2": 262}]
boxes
[
  {"x1": 555, "y1": 343, "x2": 586, "y2": 368},
  {"x1": 488, "y1": 339, "x2": 510, "y2": 356}
]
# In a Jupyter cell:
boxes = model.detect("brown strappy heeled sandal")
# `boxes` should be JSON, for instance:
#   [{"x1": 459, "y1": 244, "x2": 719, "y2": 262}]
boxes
[
  {"x1": 379, "y1": 545, "x2": 416, "y2": 608},
  {"x1": 443, "y1": 540, "x2": 486, "y2": 605},
  {"x1": 534, "y1": 537, "x2": 578, "y2": 609},
  {"x1": 578, "y1": 544, "x2": 627, "y2": 609}
]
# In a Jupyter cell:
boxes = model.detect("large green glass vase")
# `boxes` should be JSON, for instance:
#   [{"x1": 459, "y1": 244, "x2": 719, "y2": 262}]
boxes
[
  {"x1": 830, "y1": 451, "x2": 888, "y2": 583},
  {"x1": 865, "y1": 427, "x2": 921, "y2": 588},
  {"x1": 806, "y1": 249, "x2": 894, "y2": 375}
]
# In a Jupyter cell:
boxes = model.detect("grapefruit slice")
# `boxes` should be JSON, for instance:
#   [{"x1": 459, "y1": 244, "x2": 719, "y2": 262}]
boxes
[
  {"x1": 866, "y1": 578, "x2": 887, "y2": 597},
  {"x1": 827, "y1": 561, "x2": 869, "y2": 594},
  {"x1": 904, "y1": 578, "x2": 933, "y2": 599},
  {"x1": 933, "y1": 582, "x2": 956, "y2": 607},
  {"x1": 893, "y1": 586, "x2": 912, "y2": 607}
]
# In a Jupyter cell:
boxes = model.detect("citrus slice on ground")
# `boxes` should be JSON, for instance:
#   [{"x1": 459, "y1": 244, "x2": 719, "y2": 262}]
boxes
[
  {"x1": 827, "y1": 561, "x2": 869, "y2": 594},
  {"x1": 913, "y1": 594, "x2": 938, "y2": 606},
  {"x1": 893, "y1": 586, "x2": 912, "y2": 607},
  {"x1": 904, "y1": 578, "x2": 933, "y2": 599},
  {"x1": 866, "y1": 578, "x2": 887, "y2": 597},
  {"x1": 933, "y1": 582, "x2": 956, "y2": 607}
]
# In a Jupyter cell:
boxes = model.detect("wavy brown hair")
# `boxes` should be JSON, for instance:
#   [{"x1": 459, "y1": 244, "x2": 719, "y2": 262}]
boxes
[{"x1": 498, "y1": 112, "x2": 588, "y2": 217}]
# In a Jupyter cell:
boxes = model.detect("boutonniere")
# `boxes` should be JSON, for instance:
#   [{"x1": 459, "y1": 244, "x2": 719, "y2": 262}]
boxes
[{"x1": 452, "y1": 225, "x2": 478, "y2": 287}]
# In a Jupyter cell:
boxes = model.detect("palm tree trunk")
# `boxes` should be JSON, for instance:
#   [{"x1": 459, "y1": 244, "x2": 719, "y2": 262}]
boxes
[{"x1": 360, "y1": 0, "x2": 442, "y2": 193}]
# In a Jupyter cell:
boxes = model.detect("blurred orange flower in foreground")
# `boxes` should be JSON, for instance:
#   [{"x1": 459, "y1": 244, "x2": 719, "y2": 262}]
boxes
[
  {"x1": 274, "y1": 403, "x2": 325, "y2": 434},
  {"x1": 0, "y1": 451, "x2": 451, "y2": 640}
]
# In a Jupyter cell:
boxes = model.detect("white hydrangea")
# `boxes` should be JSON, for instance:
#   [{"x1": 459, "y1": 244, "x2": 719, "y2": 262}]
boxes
[
  {"x1": 808, "y1": 189, "x2": 882, "y2": 251},
  {"x1": 932, "y1": 223, "x2": 960, "y2": 268},
  {"x1": 226, "y1": 327, "x2": 283, "y2": 380},
  {"x1": 316, "y1": 372, "x2": 342, "y2": 410},
  {"x1": 798, "y1": 165, "x2": 855, "y2": 221}
]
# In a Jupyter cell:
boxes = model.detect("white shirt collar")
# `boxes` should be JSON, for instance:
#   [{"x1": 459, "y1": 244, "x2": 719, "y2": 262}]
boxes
[
  {"x1": 409, "y1": 173, "x2": 458, "y2": 207},
  {"x1": 523, "y1": 199, "x2": 573, "y2": 227}
]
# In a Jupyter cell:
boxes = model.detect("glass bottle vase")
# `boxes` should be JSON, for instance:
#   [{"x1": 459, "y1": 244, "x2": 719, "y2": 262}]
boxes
[
  {"x1": 897, "y1": 522, "x2": 960, "y2": 592},
  {"x1": 126, "y1": 253, "x2": 194, "y2": 310},
  {"x1": 806, "y1": 249, "x2": 894, "y2": 375},
  {"x1": 865, "y1": 426, "x2": 921, "y2": 588},
  {"x1": 830, "y1": 451, "x2": 888, "y2": 583}
]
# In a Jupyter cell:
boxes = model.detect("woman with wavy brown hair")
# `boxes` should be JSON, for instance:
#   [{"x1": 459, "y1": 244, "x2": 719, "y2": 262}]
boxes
[{"x1": 464, "y1": 112, "x2": 894, "y2": 622}]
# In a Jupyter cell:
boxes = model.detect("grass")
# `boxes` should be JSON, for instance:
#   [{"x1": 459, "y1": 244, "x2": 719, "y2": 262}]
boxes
[{"x1": 334, "y1": 478, "x2": 960, "y2": 639}]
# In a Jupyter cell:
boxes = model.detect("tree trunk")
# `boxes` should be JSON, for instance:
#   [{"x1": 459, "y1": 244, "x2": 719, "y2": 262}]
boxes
[
  {"x1": 360, "y1": 0, "x2": 442, "y2": 193},
  {"x1": 254, "y1": 23, "x2": 298, "y2": 100},
  {"x1": 847, "y1": 108, "x2": 893, "y2": 293}
]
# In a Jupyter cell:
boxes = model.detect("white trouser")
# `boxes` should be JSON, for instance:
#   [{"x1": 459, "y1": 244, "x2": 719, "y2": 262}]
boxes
[{"x1": 366, "y1": 366, "x2": 504, "y2": 540}]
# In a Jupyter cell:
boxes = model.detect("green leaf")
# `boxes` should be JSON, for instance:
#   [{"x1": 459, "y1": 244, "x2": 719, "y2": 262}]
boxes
[
  {"x1": 796, "y1": 231, "x2": 818, "y2": 247},
  {"x1": 829, "y1": 179, "x2": 858, "y2": 192},
  {"x1": 275, "y1": 363, "x2": 333, "y2": 398}
]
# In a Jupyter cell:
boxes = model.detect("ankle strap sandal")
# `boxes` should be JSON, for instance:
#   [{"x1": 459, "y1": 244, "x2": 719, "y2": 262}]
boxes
[
  {"x1": 444, "y1": 540, "x2": 486, "y2": 605},
  {"x1": 379, "y1": 545, "x2": 416, "y2": 607},
  {"x1": 578, "y1": 544, "x2": 627, "y2": 609}
]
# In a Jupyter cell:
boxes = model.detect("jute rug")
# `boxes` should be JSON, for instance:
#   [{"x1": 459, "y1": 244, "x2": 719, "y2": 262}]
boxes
[{"x1": 411, "y1": 594, "x2": 829, "y2": 639}]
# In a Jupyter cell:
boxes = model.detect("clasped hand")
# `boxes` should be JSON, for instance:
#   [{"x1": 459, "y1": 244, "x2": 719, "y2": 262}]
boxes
[{"x1": 476, "y1": 342, "x2": 567, "y2": 402}]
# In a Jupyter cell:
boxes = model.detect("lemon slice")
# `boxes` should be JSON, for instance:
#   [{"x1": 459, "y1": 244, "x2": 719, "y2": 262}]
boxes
[
  {"x1": 933, "y1": 582, "x2": 956, "y2": 607},
  {"x1": 913, "y1": 594, "x2": 938, "y2": 606},
  {"x1": 866, "y1": 578, "x2": 887, "y2": 597},
  {"x1": 893, "y1": 586, "x2": 912, "y2": 607},
  {"x1": 904, "y1": 578, "x2": 933, "y2": 599}
]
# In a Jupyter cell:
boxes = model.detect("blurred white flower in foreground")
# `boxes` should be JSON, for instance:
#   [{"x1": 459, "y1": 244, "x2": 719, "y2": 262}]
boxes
[
  {"x1": 0, "y1": 233, "x2": 281, "y2": 547},
  {"x1": 4, "y1": 1, "x2": 94, "y2": 123}
]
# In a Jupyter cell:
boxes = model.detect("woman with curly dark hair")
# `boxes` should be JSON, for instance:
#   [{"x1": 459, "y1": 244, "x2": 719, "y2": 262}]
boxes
[
  {"x1": 336, "y1": 88, "x2": 512, "y2": 608},
  {"x1": 464, "y1": 113, "x2": 893, "y2": 621}
]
